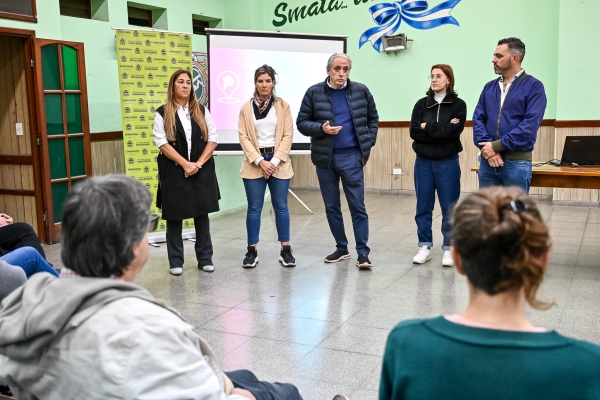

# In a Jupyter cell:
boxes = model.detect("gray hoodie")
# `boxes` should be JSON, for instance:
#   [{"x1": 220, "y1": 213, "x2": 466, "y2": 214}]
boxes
[{"x1": 0, "y1": 273, "x2": 243, "y2": 400}]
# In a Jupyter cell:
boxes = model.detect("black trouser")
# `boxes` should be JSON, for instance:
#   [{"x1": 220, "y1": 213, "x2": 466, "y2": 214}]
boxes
[
  {"x1": 226, "y1": 370, "x2": 303, "y2": 400},
  {"x1": 165, "y1": 215, "x2": 213, "y2": 268},
  {"x1": 0, "y1": 222, "x2": 46, "y2": 259}
]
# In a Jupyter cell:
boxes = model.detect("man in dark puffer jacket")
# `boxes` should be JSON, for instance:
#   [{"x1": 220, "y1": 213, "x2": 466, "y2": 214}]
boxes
[{"x1": 297, "y1": 53, "x2": 379, "y2": 269}]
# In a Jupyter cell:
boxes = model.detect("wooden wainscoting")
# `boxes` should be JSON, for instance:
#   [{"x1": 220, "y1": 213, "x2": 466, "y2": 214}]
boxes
[
  {"x1": 553, "y1": 127, "x2": 600, "y2": 202},
  {"x1": 291, "y1": 125, "x2": 555, "y2": 195},
  {"x1": 0, "y1": 34, "x2": 39, "y2": 233},
  {"x1": 91, "y1": 139, "x2": 125, "y2": 175}
]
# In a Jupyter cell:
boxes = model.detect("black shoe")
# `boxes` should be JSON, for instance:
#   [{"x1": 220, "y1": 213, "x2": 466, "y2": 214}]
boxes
[
  {"x1": 243, "y1": 246, "x2": 259, "y2": 268},
  {"x1": 0, "y1": 382, "x2": 13, "y2": 397},
  {"x1": 324, "y1": 249, "x2": 351, "y2": 263},
  {"x1": 279, "y1": 245, "x2": 296, "y2": 267},
  {"x1": 356, "y1": 254, "x2": 372, "y2": 269}
]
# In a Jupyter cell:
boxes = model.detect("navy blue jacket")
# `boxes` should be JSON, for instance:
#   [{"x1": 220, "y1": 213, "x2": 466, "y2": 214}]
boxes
[
  {"x1": 472, "y1": 72, "x2": 546, "y2": 158},
  {"x1": 297, "y1": 78, "x2": 379, "y2": 168}
]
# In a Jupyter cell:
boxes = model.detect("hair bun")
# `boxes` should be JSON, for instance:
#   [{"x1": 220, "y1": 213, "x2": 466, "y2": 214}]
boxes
[{"x1": 451, "y1": 187, "x2": 551, "y2": 310}]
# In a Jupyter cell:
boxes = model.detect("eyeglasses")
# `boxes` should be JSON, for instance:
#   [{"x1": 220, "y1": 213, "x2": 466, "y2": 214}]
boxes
[
  {"x1": 428, "y1": 74, "x2": 445, "y2": 81},
  {"x1": 148, "y1": 213, "x2": 160, "y2": 232}
]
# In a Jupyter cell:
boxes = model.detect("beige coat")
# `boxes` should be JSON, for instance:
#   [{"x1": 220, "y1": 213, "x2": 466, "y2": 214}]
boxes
[{"x1": 238, "y1": 97, "x2": 294, "y2": 179}]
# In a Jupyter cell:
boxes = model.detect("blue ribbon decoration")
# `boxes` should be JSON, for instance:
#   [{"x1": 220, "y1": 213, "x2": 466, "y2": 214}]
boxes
[{"x1": 359, "y1": 0, "x2": 461, "y2": 52}]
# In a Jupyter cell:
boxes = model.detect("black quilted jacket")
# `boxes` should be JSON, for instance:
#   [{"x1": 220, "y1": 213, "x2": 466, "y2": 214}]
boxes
[{"x1": 296, "y1": 78, "x2": 379, "y2": 168}]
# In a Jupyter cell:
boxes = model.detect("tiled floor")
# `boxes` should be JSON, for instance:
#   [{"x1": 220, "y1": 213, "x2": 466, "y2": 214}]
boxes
[{"x1": 43, "y1": 190, "x2": 600, "y2": 400}]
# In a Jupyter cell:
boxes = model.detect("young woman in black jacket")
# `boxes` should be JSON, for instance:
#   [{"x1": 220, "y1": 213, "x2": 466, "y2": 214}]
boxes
[{"x1": 409, "y1": 64, "x2": 467, "y2": 267}]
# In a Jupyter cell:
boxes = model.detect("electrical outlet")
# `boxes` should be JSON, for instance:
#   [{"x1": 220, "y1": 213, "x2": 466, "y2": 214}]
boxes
[
  {"x1": 16, "y1": 123, "x2": 23, "y2": 136},
  {"x1": 393, "y1": 168, "x2": 402, "y2": 175}
]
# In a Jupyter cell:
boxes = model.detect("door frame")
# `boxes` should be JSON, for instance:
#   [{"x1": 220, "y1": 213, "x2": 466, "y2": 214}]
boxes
[
  {"x1": 0, "y1": 27, "x2": 47, "y2": 243},
  {"x1": 34, "y1": 38, "x2": 92, "y2": 243}
]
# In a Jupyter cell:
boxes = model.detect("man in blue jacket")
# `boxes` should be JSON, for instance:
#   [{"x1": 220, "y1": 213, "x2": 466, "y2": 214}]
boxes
[
  {"x1": 297, "y1": 53, "x2": 379, "y2": 269},
  {"x1": 473, "y1": 37, "x2": 547, "y2": 193}
]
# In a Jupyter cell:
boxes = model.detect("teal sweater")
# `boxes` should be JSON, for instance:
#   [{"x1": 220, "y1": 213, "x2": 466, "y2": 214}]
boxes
[{"x1": 380, "y1": 317, "x2": 600, "y2": 400}]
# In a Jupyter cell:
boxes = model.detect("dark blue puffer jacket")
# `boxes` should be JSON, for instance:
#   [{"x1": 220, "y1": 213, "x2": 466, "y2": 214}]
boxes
[{"x1": 297, "y1": 78, "x2": 379, "y2": 168}]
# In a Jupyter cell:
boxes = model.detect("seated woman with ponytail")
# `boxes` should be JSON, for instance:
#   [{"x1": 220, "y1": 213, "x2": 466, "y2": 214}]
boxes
[{"x1": 380, "y1": 187, "x2": 600, "y2": 400}]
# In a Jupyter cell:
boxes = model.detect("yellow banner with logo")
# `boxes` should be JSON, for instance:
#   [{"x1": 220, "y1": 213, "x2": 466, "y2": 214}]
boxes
[{"x1": 116, "y1": 29, "x2": 193, "y2": 234}]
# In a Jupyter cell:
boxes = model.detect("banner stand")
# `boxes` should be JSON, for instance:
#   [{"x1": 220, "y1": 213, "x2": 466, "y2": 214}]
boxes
[{"x1": 115, "y1": 28, "x2": 196, "y2": 246}]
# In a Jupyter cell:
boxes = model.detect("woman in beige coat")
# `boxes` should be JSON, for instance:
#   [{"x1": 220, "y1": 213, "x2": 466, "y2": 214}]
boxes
[{"x1": 238, "y1": 65, "x2": 295, "y2": 269}]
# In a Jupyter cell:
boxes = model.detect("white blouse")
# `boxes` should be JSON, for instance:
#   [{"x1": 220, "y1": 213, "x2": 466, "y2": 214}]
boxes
[
  {"x1": 153, "y1": 103, "x2": 217, "y2": 161},
  {"x1": 252, "y1": 106, "x2": 280, "y2": 166}
]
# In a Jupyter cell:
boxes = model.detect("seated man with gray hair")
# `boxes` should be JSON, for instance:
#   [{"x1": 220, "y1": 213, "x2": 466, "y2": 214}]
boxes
[{"x1": 0, "y1": 174, "x2": 303, "y2": 400}]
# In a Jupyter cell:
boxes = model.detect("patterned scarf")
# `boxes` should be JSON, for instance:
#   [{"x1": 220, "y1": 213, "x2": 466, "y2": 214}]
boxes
[{"x1": 252, "y1": 95, "x2": 274, "y2": 120}]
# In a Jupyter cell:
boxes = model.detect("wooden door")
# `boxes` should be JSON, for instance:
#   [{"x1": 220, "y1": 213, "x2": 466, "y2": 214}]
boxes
[
  {"x1": 0, "y1": 34, "x2": 44, "y2": 240},
  {"x1": 34, "y1": 39, "x2": 92, "y2": 242}
]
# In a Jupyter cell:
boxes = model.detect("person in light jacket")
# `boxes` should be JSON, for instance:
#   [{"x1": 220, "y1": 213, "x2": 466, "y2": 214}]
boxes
[
  {"x1": 0, "y1": 175, "x2": 303, "y2": 400},
  {"x1": 238, "y1": 64, "x2": 295, "y2": 268}
]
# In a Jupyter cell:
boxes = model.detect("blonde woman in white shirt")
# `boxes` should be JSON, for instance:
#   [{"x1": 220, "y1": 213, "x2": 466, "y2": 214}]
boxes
[
  {"x1": 238, "y1": 65, "x2": 295, "y2": 269},
  {"x1": 153, "y1": 69, "x2": 219, "y2": 276}
]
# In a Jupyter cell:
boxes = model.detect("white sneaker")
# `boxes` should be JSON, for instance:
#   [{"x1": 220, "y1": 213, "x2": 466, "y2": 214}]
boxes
[
  {"x1": 200, "y1": 265, "x2": 215, "y2": 273},
  {"x1": 170, "y1": 267, "x2": 183, "y2": 276},
  {"x1": 442, "y1": 251, "x2": 455, "y2": 267},
  {"x1": 412, "y1": 246, "x2": 432, "y2": 264}
]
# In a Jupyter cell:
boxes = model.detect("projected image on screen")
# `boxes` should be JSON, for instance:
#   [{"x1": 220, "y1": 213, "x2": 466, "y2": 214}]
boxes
[{"x1": 208, "y1": 31, "x2": 346, "y2": 152}]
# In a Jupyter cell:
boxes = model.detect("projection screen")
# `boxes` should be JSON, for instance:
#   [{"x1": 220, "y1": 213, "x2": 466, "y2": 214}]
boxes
[{"x1": 206, "y1": 29, "x2": 347, "y2": 154}]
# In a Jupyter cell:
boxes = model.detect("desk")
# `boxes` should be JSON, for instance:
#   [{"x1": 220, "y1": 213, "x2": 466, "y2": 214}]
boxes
[{"x1": 471, "y1": 164, "x2": 600, "y2": 189}]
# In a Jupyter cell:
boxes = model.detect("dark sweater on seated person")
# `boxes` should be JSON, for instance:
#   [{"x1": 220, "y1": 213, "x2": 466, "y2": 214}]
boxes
[
  {"x1": 380, "y1": 316, "x2": 600, "y2": 399},
  {"x1": 329, "y1": 86, "x2": 359, "y2": 153}
]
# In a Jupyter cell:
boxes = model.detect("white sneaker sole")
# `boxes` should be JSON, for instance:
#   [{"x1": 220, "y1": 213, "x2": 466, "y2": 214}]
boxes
[
  {"x1": 441, "y1": 260, "x2": 455, "y2": 267},
  {"x1": 201, "y1": 265, "x2": 215, "y2": 273},
  {"x1": 170, "y1": 267, "x2": 183, "y2": 276},
  {"x1": 356, "y1": 261, "x2": 372, "y2": 269},
  {"x1": 243, "y1": 258, "x2": 259, "y2": 268},
  {"x1": 324, "y1": 254, "x2": 351, "y2": 263},
  {"x1": 413, "y1": 255, "x2": 432, "y2": 264},
  {"x1": 279, "y1": 257, "x2": 296, "y2": 267}
]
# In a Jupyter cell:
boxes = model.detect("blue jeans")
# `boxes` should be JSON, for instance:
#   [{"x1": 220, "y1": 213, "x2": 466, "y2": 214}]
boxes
[
  {"x1": 414, "y1": 155, "x2": 461, "y2": 250},
  {"x1": 478, "y1": 158, "x2": 532, "y2": 193},
  {"x1": 0, "y1": 246, "x2": 59, "y2": 278},
  {"x1": 316, "y1": 148, "x2": 369, "y2": 255},
  {"x1": 243, "y1": 154, "x2": 291, "y2": 244}
]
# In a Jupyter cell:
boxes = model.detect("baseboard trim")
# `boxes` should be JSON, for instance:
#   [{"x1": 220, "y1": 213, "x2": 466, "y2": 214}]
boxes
[
  {"x1": 289, "y1": 186, "x2": 321, "y2": 192},
  {"x1": 552, "y1": 200, "x2": 599, "y2": 208}
]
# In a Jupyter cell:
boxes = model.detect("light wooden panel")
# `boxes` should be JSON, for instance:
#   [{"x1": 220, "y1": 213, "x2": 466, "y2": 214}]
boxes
[
  {"x1": 91, "y1": 139, "x2": 126, "y2": 175},
  {"x1": 0, "y1": 194, "x2": 38, "y2": 234},
  {"x1": 529, "y1": 126, "x2": 555, "y2": 196},
  {"x1": 0, "y1": 165, "x2": 34, "y2": 190},
  {"x1": 0, "y1": 36, "x2": 31, "y2": 156},
  {"x1": 290, "y1": 154, "x2": 318, "y2": 187},
  {"x1": 553, "y1": 127, "x2": 600, "y2": 202},
  {"x1": 291, "y1": 125, "x2": 555, "y2": 196},
  {"x1": 0, "y1": 36, "x2": 37, "y2": 233}
]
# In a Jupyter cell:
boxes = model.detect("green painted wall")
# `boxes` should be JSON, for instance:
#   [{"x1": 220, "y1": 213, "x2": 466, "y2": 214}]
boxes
[
  {"x1": 2, "y1": 0, "x2": 223, "y2": 131},
  {"x1": 0, "y1": 0, "x2": 595, "y2": 215},
  {"x1": 556, "y1": 0, "x2": 599, "y2": 120},
  {"x1": 223, "y1": 0, "x2": 265, "y2": 30},
  {"x1": 0, "y1": 0, "x2": 246, "y2": 215},
  {"x1": 261, "y1": 0, "x2": 560, "y2": 120}
]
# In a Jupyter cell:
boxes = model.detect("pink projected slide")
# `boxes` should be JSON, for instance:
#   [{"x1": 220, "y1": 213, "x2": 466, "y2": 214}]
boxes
[{"x1": 209, "y1": 47, "x2": 332, "y2": 145}]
